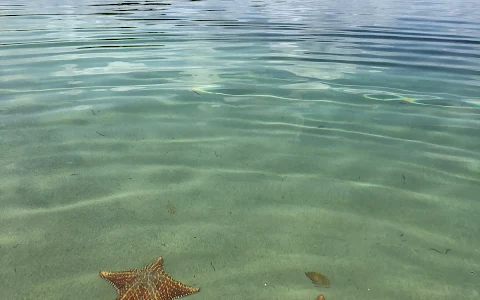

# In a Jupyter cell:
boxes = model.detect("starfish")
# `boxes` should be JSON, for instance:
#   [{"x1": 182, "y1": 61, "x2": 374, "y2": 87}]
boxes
[{"x1": 99, "y1": 256, "x2": 200, "y2": 300}]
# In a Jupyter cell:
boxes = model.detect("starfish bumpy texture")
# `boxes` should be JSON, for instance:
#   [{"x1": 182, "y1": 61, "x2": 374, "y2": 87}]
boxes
[{"x1": 99, "y1": 256, "x2": 200, "y2": 300}]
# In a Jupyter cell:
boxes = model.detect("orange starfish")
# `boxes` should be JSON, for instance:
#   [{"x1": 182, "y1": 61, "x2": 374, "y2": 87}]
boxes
[
  {"x1": 316, "y1": 295, "x2": 326, "y2": 300},
  {"x1": 99, "y1": 256, "x2": 200, "y2": 300}
]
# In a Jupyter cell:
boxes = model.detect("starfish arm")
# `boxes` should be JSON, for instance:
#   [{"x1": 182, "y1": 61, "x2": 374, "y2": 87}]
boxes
[
  {"x1": 156, "y1": 277, "x2": 200, "y2": 300},
  {"x1": 148, "y1": 256, "x2": 165, "y2": 273},
  {"x1": 99, "y1": 270, "x2": 138, "y2": 292}
]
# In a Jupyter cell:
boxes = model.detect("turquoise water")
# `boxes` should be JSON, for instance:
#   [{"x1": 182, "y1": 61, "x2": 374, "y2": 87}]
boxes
[{"x1": 1, "y1": 0, "x2": 479, "y2": 299}]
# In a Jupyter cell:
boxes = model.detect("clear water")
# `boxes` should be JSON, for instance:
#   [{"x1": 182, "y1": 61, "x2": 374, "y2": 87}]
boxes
[{"x1": 1, "y1": 0, "x2": 479, "y2": 299}]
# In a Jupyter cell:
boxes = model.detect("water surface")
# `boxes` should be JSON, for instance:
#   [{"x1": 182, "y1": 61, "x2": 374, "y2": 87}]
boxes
[{"x1": 1, "y1": 1, "x2": 479, "y2": 299}]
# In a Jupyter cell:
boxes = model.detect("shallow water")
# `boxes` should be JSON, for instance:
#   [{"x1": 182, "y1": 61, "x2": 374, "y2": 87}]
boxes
[{"x1": 1, "y1": 1, "x2": 479, "y2": 300}]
